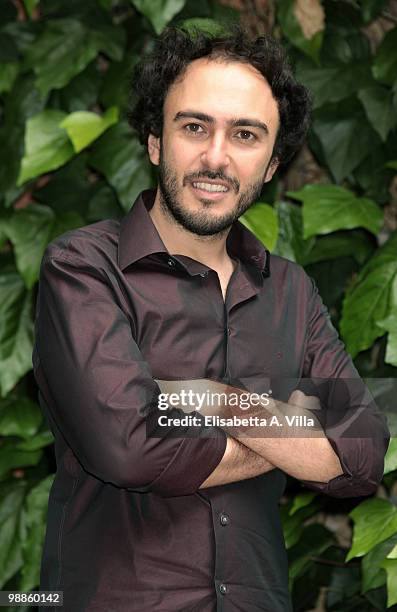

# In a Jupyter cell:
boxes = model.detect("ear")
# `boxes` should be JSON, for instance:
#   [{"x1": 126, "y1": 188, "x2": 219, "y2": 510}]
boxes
[
  {"x1": 264, "y1": 157, "x2": 279, "y2": 183},
  {"x1": 148, "y1": 134, "x2": 160, "y2": 165}
]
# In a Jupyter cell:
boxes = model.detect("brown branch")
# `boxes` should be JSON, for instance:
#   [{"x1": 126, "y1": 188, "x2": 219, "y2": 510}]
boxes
[
  {"x1": 12, "y1": 0, "x2": 40, "y2": 21},
  {"x1": 12, "y1": 0, "x2": 27, "y2": 21},
  {"x1": 310, "y1": 556, "x2": 360, "y2": 567},
  {"x1": 381, "y1": 10, "x2": 397, "y2": 24},
  {"x1": 13, "y1": 174, "x2": 52, "y2": 210}
]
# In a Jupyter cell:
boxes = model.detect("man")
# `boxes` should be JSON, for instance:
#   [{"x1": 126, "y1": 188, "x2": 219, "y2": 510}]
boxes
[{"x1": 33, "y1": 26, "x2": 389, "y2": 611}]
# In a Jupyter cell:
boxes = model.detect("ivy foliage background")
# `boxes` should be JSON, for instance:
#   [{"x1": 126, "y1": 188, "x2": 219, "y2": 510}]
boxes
[{"x1": 0, "y1": 0, "x2": 397, "y2": 609}]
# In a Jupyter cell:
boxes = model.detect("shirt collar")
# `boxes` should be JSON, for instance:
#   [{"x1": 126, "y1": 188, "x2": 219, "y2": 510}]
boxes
[{"x1": 118, "y1": 189, "x2": 270, "y2": 277}]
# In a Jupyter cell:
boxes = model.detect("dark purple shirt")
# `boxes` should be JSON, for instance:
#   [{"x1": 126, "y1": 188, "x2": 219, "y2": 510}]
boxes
[{"x1": 33, "y1": 189, "x2": 389, "y2": 611}]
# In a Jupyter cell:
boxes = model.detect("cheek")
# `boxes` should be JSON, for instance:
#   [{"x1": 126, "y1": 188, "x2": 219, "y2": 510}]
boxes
[
  {"x1": 172, "y1": 139, "x2": 202, "y2": 171},
  {"x1": 173, "y1": 138, "x2": 201, "y2": 167},
  {"x1": 240, "y1": 156, "x2": 270, "y2": 183}
]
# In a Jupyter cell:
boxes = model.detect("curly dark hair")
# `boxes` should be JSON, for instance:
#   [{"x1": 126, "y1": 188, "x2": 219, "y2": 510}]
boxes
[{"x1": 128, "y1": 24, "x2": 312, "y2": 165}]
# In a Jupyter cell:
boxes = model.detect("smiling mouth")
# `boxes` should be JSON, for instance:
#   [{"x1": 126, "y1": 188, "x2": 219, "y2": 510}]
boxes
[{"x1": 191, "y1": 181, "x2": 229, "y2": 193}]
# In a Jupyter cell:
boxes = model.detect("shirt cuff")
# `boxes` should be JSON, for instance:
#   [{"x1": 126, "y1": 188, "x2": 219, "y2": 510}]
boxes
[
  {"x1": 300, "y1": 435, "x2": 388, "y2": 498},
  {"x1": 147, "y1": 422, "x2": 228, "y2": 497}
]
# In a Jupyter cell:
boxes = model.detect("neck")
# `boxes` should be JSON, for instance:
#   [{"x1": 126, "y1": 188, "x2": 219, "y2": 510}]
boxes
[{"x1": 148, "y1": 187, "x2": 234, "y2": 269}]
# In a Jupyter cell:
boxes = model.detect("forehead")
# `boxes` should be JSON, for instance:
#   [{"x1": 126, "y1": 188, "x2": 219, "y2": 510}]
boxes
[{"x1": 164, "y1": 57, "x2": 279, "y2": 130}]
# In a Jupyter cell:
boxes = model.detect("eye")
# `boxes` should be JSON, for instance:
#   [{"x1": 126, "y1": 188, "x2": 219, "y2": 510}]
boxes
[
  {"x1": 184, "y1": 123, "x2": 205, "y2": 135},
  {"x1": 235, "y1": 130, "x2": 257, "y2": 142}
]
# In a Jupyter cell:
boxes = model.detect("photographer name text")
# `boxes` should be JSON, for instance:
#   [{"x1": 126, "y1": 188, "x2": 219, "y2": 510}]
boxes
[{"x1": 157, "y1": 414, "x2": 315, "y2": 428}]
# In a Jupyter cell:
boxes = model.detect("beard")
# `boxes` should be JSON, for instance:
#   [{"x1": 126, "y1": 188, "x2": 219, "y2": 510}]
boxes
[{"x1": 157, "y1": 146, "x2": 270, "y2": 237}]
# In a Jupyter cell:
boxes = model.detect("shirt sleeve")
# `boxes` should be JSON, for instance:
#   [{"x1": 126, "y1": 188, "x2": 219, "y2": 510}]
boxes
[
  {"x1": 33, "y1": 243, "x2": 227, "y2": 497},
  {"x1": 298, "y1": 273, "x2": 390, "y2": 498}
]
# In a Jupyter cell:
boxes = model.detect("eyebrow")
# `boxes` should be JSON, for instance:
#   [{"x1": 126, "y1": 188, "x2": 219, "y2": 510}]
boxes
[{"x1": 173, "y1": 110, "x2": 269, "y2": 135}]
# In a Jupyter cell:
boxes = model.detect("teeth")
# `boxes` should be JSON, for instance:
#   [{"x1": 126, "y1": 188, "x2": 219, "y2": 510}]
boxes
[{"x1": 192, "y1": 182, "x2": 228, "y2": 193}]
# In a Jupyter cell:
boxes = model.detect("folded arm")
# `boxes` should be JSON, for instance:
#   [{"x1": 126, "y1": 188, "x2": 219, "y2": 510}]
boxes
[
  {"x1": 34, "y1": 240, "x2": 231, "y2": 497},
  {"x1": 155, "y1": 271, "x2": 390, "y2": 498}
]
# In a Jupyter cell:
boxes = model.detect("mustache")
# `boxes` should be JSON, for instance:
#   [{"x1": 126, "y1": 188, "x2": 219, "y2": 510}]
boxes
[{"x1": 183, "y1": 171, "x2": 239, "y2": 193}]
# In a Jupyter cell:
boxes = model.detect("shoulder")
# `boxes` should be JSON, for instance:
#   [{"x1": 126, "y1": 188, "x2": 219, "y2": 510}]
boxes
[
  {"x1": 269, "y1": 252, "x2": 313, "y2": 291},
  {"x1": 43, "y1": 218, "x2": 121, "y2": 269}
]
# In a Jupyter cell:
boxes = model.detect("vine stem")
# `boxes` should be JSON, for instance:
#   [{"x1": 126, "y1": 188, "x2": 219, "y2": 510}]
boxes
[{"x1": 310, "y1": 556, "x2": 360, "y2": 567}]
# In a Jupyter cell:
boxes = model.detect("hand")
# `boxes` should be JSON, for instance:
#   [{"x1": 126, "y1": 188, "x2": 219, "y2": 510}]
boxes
[{"x1": 288, "y1": 389, "x2": 322, "y2": 411}]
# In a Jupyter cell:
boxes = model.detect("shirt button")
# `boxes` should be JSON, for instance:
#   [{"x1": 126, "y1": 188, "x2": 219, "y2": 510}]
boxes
[
  {"x1": 227, "y1": 327, "x2": 231, "y2": 336},
  {"x1": 219, "y1": 583, "x2": 227, "y2": 595},
  {"x1": 220, "y1": 513, "x2": 230, "y2": 526},
  {"x1": 167, "y1": 258, "x2": 176, "y2": 267},
  {"x1": 200, "y1": 271, "x2": 208, "y2": 277}
]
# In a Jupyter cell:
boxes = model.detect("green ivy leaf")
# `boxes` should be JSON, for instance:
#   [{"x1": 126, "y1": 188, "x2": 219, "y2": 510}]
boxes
[
  {"x1": 273, "y1": 201, "x2": 315, "y2": 264},
  {"x1": 0, "y1": 481, "x2": 26, "y2": 588},
  {"x1": 358, "y1": 86, "x2": 397, "y2": 142},
  {"x1": 287, "y1": 184, "x2": 383, "y2": 238},
  {"x1": 19, "y1": 475, "x2": 54, "y2": 591},
  {"x1": 1, "y1": 21, "x2": 36, "y2": 58},
  {"x1": 0, "y1": 74, "x2": 47, "y2": 198},
  {"x1": 354, "y1": 143, "x2": 396, "y2": 204},
  {"x1": 280, "y1": 505, "x2": 305, "y2": 550},
  {"x1": 380, "y1": 559, "x2": 397, "y2": 607},
  {"x1": 0, "y1": 62, "x2": 19, "y2": 94},
  {"x1": 376, "y1": 273, "x2": 397, "y2": 366},
  {"x1": 296, "y1": 60, "x2": 373, "y2": 109},
  {"x1": 312, "y1": 105, "x2": 379, "y2": 182},
  {"x1": 240, "y1": 203, "x2": 278, "y2": 252},
  {"x1": 16, "y1": 430, "x2": 54, "y2": 452},
  {"x1": 277, "y1": 0, "x2": 324, "y2": 64},
  {"x1": 33, "y1": 154, "x2": 91, "y2": 216},
  {"x1": 347, "y1": 498, "x2": 397, "y2": 561},
  {"x1": 90, "y1": 122, "x2": 153, "y2": 212},
  {"x1": 59, "y1": 62, "x2": 103, "y2": 113},
  {"x1": 281, "y1": 497, "x2": 322, "y2": 549},
  {"x1": 1, "y1": 204, "x2": 84, "y2": 288},
  {"x1": 60, "y1": 107, "x2": 119, "y2": 153},
  {"x1": 17, "y1": 110, "x2": 75, "y2": 186},
  {"x1": 372, "y1": 27, "x2": 397, "y2": 86},
  {"x1": 303, "y1": 230, "x2": 373, "y2": 266},
  {"x1": 388, "y1": 541, "x2": 397, "y2": 559},
  {"x1": 289, "y1": 491, "x2": 317, "y2": 516},
  {"x1": 0, "y1": 442, "x2": 42, "y2": 480},
  {"x1": 23, "y1": 0, "x2": 39, "y2": 18},
  {"x1": 384, "y1": 438, "x2": 397, "y2": 475},
  {"x1": 130, "y1": 0, "x2": 187, "y2": 34},
  {"x1": 321, "y1": 23, "x2": 371, "y2": 64},
  {"x1": 327, "y1": 565, "x2": 361, "y2": 608},
  {"x1": 0, "y1": 31, "x2": 19, "y2": 62},
  {"x1": 362, "y1": 533, "x2": 397, "y2": 593},
  {"x1": 288, "y1": 524, "x2": 332, "y2": 586},
  {"x1": 180, "y1": 18, "x2": 229, "y2": 37},
  {"x1": 86, "y1": 183, "x2": 123, "y2": 222},
  {"x1": 24, "y1": 18, "x2": 125, "y2": 95},
  {"x1": 0, "y1": 75, "x2": 45, "y2": 198},
  {"x1": 97, "y1": 0, "x2": 114, "y2": 8},
  {"x1": 0, "y1": 123, "x2": 25, "y2": 202},
  {"x1": 0, "y1": 268, "x2": 34, "y2": 397},
  {"x1": 99, "y1": 56, "x2": 137, "y2": 110},
  {"x1": 340, "y1": 232, "x2": 397, "y2": 358},
  {"x1": 0, "y1": 396, "x2": 42, "y2": 439}
]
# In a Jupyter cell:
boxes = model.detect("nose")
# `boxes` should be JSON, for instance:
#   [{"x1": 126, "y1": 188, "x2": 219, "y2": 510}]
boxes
[{"x1": 200, "y1": 132, "x2": 230, "y2": 169}]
